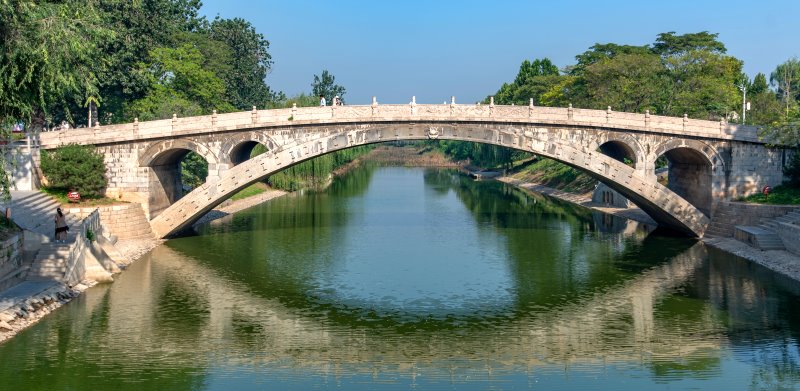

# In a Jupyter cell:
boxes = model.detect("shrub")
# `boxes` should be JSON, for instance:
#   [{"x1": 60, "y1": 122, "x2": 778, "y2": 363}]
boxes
[
  {"x1": 41, "y1": 144, "x2": 107, "y2": 198},
  {"x1": 785, "y1": 150, "x2": 800, "y2": 187}
]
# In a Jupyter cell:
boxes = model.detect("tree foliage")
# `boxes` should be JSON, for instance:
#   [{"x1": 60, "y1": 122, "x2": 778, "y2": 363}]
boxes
[
  {"x1": 505, "y1": 31, "x2": 744, "y2": 120},
  {"x1": 126, "y1": 44, "x2": 235, "y2": 120},
  {"x1": 651, "y1": 31, "x2": 727, "y2": 56},
  {"x1": 208, "y1": 17, "x2": 278, "y2": 109},
  {"x1": 785, "y1": 150, "x2": 800, "y2": 187},
  {"x1": 312, "y1": 70, "x2": 346, "y2": 105},
  {"x1": 0, "y1": 0, "x2": 109, "y2": 129},
  {"x1": 770, "y1": 57, "x2": 800, "y2": 113},
  {"x1": 181, "y1": 151, "x2": 208, "y2": 190},
  {"x1": 41, "y1": 144, "x2": 108, "y2": 198},
  {"x1": 493, "y1": 58, "x2": 561, "y2": 106}
]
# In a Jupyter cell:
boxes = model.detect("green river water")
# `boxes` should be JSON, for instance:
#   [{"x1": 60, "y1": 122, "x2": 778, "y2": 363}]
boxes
[{"x1": 0, "y1": 165, "x2": 799, "y2": 390}]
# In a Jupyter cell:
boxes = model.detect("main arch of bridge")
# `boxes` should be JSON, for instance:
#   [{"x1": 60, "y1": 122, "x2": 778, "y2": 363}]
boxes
[
  {"x1": 144, "y1": 122, "x2": 714, "y2": 238},
  {"x1": 38, "y1": 104, "x2": 787, "y2": 239}
]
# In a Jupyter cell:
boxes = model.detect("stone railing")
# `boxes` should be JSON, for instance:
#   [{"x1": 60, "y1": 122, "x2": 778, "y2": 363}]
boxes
[
  {"x1": 62, "y1": 208, "x2": 101, "y2": 285},
  {"x1": 39, "y1": 102, "x2": 763, "y2": 148}
]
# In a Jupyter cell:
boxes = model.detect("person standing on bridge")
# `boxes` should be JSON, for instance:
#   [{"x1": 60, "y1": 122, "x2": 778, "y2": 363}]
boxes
[
  {"x1": 319, "y1": 95, "x2": 326, "y2": 106},
  {"x1": 54, "y1": 207, "x2": 68, "y2": 243}
]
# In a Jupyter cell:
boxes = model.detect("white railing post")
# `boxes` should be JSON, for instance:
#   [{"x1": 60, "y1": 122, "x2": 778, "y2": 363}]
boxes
[{"x1": 529, "y1": 98, "x2": 534, "y2": 117}]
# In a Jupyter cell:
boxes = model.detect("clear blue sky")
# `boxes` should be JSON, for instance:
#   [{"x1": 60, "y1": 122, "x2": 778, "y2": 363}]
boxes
[{"x1": 200, "y1": 0, "x2": 800, "y2": 105}]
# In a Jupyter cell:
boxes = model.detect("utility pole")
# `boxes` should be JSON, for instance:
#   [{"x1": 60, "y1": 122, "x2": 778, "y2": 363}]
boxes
[{"x1": 741, "y1": 83, "x2": 747, "y2": 125}]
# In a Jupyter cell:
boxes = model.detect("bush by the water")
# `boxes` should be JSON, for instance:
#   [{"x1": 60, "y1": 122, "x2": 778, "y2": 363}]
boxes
[{"x1": 41, "y1": 144, "x2": 107, "y2": 198}]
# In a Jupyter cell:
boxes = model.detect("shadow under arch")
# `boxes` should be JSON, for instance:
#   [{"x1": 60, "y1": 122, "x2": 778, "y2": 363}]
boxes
[
  {"x1": 652, "y1": 139, "x2": 726, "y2": 217},
  {"x1": 593, "y1": 133, "x2": 646, "y2": 167},
  {"x1": 139, "y1": 139, "x2": 219, "y2": 219},
  {"x1": 220, "y1": 132, "x2": 281, "y2": 166},
  {"x1": 149, "y1": 124, "x2": 710, "y2": 238}
]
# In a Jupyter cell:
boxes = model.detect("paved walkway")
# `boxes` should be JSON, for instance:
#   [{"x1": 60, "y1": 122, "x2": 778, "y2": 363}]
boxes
[
  {"x1": 0, "y1": 191, "x2": 83, "y2": 308},
  {"x1": 0, "y1": 280, "x2": 60, "y2": 313}
]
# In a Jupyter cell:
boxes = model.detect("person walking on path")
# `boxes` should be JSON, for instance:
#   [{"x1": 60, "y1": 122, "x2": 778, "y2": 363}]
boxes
[
  {"x1": 54, "y1": 207, "x2": 68, "y2": 243},
  {"x1": 319, "y1": 95, "x2": 326, "y2": 106}
]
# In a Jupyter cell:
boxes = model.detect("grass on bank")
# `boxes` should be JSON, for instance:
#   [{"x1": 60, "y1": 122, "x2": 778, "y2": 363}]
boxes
[
  {"x1": 40, "y1": 188, "x2": 124, "y2": 207},
  {"x1": 230, "y1": 182, "x2": 269, "y2": 201},
  {"x1": 509, "y1": 157, "x2": 597, "y2": 195},
  {"x1": 740, "y1": 185, "x2": 800, "y2": 205}
]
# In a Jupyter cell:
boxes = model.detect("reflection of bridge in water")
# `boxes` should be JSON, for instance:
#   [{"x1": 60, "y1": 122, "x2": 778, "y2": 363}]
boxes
[{"x1": 76, "y1": 241, "x2": 723, "y2": 379}]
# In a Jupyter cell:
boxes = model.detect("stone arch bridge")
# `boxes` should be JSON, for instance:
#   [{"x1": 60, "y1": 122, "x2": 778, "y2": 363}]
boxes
[{"x1": 38, "y1": 102, "x2": 787, "y2": 238}]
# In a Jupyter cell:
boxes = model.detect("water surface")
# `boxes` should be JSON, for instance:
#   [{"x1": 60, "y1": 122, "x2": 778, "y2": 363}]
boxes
[{"x1": 1, "y1": 166, "x2": 798, "y2": 390}]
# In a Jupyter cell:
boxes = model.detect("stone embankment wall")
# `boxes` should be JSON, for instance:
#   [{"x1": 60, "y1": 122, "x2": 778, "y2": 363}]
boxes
[
  {"x1": 776, "y1": 224, "x2": 800, "y2": 255},
  {"x1": 0, "y1": 234, "x2": 24, "y2": 292},
  {"x1": 706, "y1": 201, "x2": 799, "y2": 238},
  {"x1": 66, "y1": 203, "x2": 153, "y2": 240},
  {"x1": 0, "y1": 282, "x2": 93, "y2": 343}
]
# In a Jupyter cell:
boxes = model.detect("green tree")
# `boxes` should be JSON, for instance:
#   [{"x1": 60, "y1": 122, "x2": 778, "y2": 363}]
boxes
[
  {"x1": 661, "y1": 49, "x2": 742, "y2": 119},
  {"x1": 493, "y1": 58, "x2": 563, "y2": 106},
  {"x1": 208, "y1": 17, "x2": 278, "y2": 109},
  {"x1": 181, "y1": 152, "x2": 208, "y2": 189},
  {"x1": 651, "y1": 31, "x2": 727, "y2": 56},
  {"x1": 770, "y1": 57, "x2": 800, "y2": 114},
  {"x1": 750, "y1": 72, "x2": 769, "y2": 95},
  {"x1": 582, "y1": 53, "x2": 667, "y2": 113},
  {"x1": 312, "y1": 70, "x2": 346, "y2": 105},
  {"x1": 266, "y1": 93, "x2": 319, "y2": 109},
  {"x1": 0, "y1": 0, "x2": 109, "y2": 129},
  {"x1": 0, "y1": 0, "x2": 109, "y2": 201},
  {"x1": 41, "y1": 144, "x2": 108, "y2": 198},
  {"x1": 745, "y1": 72, "x2": 783, "y2": 126},
  {"x1": 94, "y1": 0, "x2": 203, "y2": 123},
  {"x1": 126, "y1": 44, "x2": 235, "y2": 120},
  {"x1": 784, "y1": 150, "x2": 800, "y2": 187},
  {"x1": 571, "y1": 43, "x2": 651, "y2": 75}
]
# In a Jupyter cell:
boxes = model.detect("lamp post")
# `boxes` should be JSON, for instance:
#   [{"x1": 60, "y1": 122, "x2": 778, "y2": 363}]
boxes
[{"x1": 738, "y1": 82, "x2": 747, "y2": 125}]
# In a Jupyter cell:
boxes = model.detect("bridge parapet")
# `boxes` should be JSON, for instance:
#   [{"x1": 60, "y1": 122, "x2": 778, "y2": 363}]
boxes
[{"x1": 39, "y1": 104, "x2": 762, "y2": 149}]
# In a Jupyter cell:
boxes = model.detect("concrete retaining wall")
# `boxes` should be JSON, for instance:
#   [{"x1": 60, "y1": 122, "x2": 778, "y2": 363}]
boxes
[
  {"x1": 714, "y1": 201, "x2": 799, "y2": 228},
  {"x1": 776, "y1": 222, "x2": 800, "y2": 255},
  {"x1": 0, "y1": 233, "x2": 24, "y2": 291},
  {"x1": 66, "y1": 203, "x2": 153, "y2": 240}
]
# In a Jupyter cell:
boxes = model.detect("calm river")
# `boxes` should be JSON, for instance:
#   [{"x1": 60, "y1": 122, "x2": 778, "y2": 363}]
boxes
[{"x1": 1, "y1": 166, "x2": 799, "y2": 390}]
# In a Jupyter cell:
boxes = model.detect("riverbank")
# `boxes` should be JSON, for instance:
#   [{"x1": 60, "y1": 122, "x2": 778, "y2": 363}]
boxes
[
  {"x1": 497, "y1": 175, "x2": 800, "y2": 283},
  {"x1": 497, "y1": 177, "x2": 657, "y2": 226}
]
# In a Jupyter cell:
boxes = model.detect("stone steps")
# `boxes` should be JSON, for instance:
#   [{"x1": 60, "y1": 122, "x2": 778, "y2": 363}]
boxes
[
  {"x1": 734, "y1": 225, "x2": 786, "y2": 250},
  {"x1": 26, "y1": 244, "x2": 71, "y2": 282}
]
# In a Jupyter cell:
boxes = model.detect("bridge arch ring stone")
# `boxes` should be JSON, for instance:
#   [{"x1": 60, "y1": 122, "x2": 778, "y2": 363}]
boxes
[
  {"x1": 219, "y1": 131, "x2": 281, "y2": 165},
  {"x1": 652, "y1": 138, "x2": 726, "y2": 172},
  {"x1": 138, "y1": 138, "x2": 221, "y2": 168},
  {"x1": 591, "y1": 132, "x2": 647, "y2": 165}
]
